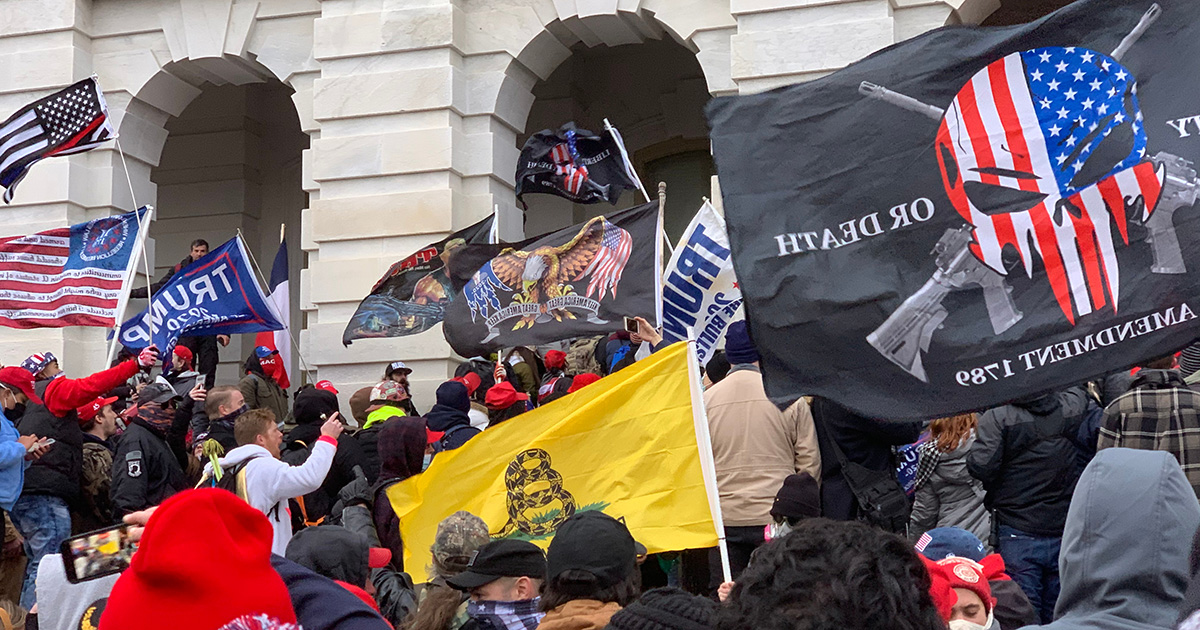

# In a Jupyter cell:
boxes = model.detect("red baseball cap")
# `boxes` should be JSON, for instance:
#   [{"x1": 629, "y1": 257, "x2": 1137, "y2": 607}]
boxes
[
  {"x1": 485, "y1": 381, "x2": 529, "y2": 410},
  {"x1": 172, "y1": 345, "x2": 193, "y2": 366},
  {"x1": 315, "y1": 380, "x2": 339, "y2": 395},
  {"x1": 567, "y1": 373, "x2": 601, "y2": 394},
  {"x1": 452, "y1": 372, "x2": 482, "y2": 396},
  {"x1": 0, "y1": 366, "x2": 42, "y2": 405},
  {"x1": 426, "y1": 427, "x2": 445, "y2": 445},
  {"x1": 544, "y1": 350, "x2": 567, "y2": 370},
  {"x1": 78, "y1": 396, "x2": 119, "y2": 423}
]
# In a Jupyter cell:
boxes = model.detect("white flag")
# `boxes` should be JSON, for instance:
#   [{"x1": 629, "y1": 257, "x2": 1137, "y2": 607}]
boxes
[{"x1": 660, "y1": 201, "x2": 742, "y2": 365}]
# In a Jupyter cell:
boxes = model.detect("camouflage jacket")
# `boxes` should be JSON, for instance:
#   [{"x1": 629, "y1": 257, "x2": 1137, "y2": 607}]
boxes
[{"x1": 78, "y1": 435, "x2": 115, "y2": 531}]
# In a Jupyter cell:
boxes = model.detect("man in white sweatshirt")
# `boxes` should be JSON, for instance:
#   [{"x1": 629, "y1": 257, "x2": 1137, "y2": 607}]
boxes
[{"x1": 208, "y1": 407, "x2": 342, "y2": 553}]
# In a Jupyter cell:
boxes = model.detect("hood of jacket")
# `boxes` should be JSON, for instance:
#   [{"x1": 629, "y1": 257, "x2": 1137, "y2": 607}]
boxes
[
  {"x1": 1046, "y1": 448, "x2": 1200, "y2": 630},
  {"x1": 1012, "y1": 392, "x2": 1061, "y2": 416},
  {"x1": 293, "y1": 388, "x2": 339, "y2": 426},
  {"x1": 426, "y1": 403, "x2": 470, "y2": 432},
  {"x1": 284, "y1": 525, "x2": 370, "y2": 589},
  {"x1": 378, "y1": 416, "x2": 426, "y2": 482}
]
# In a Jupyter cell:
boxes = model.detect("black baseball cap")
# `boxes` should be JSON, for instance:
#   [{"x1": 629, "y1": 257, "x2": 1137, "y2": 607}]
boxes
[
  {"x1": 446, "y1": 539, "x2": 547, "y2": 590},
  {"x1": 546, "y1": 511, "x2": 636, "y2": 587}
]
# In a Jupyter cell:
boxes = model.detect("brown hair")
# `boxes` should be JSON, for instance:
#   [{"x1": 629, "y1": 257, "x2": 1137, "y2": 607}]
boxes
[
  {"x1": 403, "y1": 585, "x2": 464, "y2": 630},
  {"x1": 234, "y1": 408, "x2": 276, "y2": 446},
  {"x1": 929, "y1": 414, "x2": 977, "y2": 453},
  {"x1": 205, "y1": 385, "x2": 241, "y2": 419}
]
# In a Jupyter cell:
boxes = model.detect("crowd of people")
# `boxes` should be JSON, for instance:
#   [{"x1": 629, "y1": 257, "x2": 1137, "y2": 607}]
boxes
[{"x1": 2, "y1": 311, "x2": 1200, "y2": 630}]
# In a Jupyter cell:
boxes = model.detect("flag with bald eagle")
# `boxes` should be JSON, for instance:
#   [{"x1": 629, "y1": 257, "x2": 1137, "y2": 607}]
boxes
[{"x1": 443, "y1": 202, "x2": 658, "y2": 357}]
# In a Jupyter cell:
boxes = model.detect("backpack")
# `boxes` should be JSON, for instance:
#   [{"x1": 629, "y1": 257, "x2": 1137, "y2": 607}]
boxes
[
  {"x1": 433, "y1": 424, "x2": 473, "y2": 453},
  {"x1": 824, "y1": 428, "x2": 911, "y2": 535},
  {"x1": 279, "y1": 439, "x2": 330, "y2": 530},
  {"x1": 199, "y1": 457, "x2": 280, "y2": 521}
]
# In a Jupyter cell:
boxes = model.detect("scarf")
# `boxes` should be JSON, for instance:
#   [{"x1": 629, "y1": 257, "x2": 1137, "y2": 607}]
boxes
[
  {"x1": 467, "y1": 598, "x2": 543, "y2": 630},
  {"x1": 138, "y1": 404, "x2": 175, "y2": 433}
]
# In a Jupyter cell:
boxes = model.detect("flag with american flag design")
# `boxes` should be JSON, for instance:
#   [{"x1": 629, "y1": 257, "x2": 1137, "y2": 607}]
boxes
[
  {"x1": 515, "y1": 122, "x2": 639, "y2": 209},
  {"x1": 708, "y1": 0, "x2": 1200, "y2": 420},
  {"x1": 442, "y1": 202, "x2": 657, "y2": 357},
  {"x1": 0, "y1": 77, "x2": 116, "y2": 203}
]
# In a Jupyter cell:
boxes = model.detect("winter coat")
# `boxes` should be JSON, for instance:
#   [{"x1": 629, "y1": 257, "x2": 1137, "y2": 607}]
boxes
[
  {"x1": 373, "y1": 417, "x2": 427, "y2": 569},
  {"x1": 811, "y1": 396, "x2": 924, "y2": 522},
  {"x1": 239, "y1": 355, "x2": 292, "y2": 426},
  {"x1": 287, "y1": 388, "x2": 369, "y2": 523},
  {"x1": 271, "y1": 554, "x2": 393, "y2": 630},
  {"x1": 426, "y1": 404, "x2": 479, "y2": 453},
  {"x1": 77, "y1": 433, "x2": 116, "y2": 531},
  {"x1": 991, "y1": 577, "x2": 1039, "y2": 630},
  {"x1": 703, "y1": 367, "x2": 821, "y2": 526},
  {"x1": 18, "y1": 361, "x2": 139, "y2": 503},
  {"x1": 966, "y1": 389, "x2": 1088, "y2": 537},
  {"x1": 0, "y1": 408, "x2": 29, "y2": 512},
  {"x1": 206, "y1": 439, "x2": 337, "y2": 554},
  {"x1": 109, "y1": 420, "x2": 189, "y2": 518},
  {"x1": 164, "y1": 368, "x2": 200, "y2": 397},
  {"x1": 1024, "y1": 448, "x2": 1200, "y2": 630},
  {"x1": 565, "y1": 337, "x2": 604, "y2": 377},
  {"x1": 909, "y1": 433, "x2": 991, "y2": 544},
  {"x1": 342, "y1": 503, "x2": 419, "y2": 626},
  {"x1": 537, "y1": 600, "x2": 621, "y2": 630},
  {"x1": 355, "y1": 404, "x2": 406, "y2": 483}
]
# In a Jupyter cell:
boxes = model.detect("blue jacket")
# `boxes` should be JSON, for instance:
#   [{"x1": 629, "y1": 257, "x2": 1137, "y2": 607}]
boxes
[{"x1": 0, "y1": 409, "x2": 29, "y2": 511}]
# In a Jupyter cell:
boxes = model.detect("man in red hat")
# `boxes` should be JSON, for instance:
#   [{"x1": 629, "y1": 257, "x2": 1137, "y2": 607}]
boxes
[
  {"x1": 11, "y1": 346, "x2": 159, "y2": 609},
  {"x1": 164, "y1": 345, "x2": 201, "y2": 396},
  {"x1": 77, "y1": 396, "x2": 120, "y2": 532},
  {"x1": 0, "y1": 366, "x2": 50, "y2": 515},
  {"x1": 484, "y1": 381, "x2": 529, "y2": 428}
]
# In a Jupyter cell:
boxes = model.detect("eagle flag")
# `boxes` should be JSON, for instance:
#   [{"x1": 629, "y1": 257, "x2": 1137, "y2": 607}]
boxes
[
  {"x1": 342, "y1": 215, "x2": 494, "y2": 345},
  {"x1": 387, "y1": 341, "x2": 719, "y2": 583},
  {"x1": 707, "y1": 0, "x2": 1200, "y2": 420},
  {"x1": 443, "y1": 202, "x2": 658, "y2": 358},
  {"x1": 515, "y1": 122, "x2": 639, "y2": 208}
]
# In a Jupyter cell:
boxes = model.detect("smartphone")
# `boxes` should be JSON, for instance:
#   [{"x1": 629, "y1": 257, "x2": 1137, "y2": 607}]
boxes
[
  {"x1": 61, "y1": 523, "x2": 137, "y2": 583},
  {"x1": 624, "y1": 317, "x2": 640, "y2": 333},
  {"x1": 27, "y1": 437, "x2": 55, "y2": 452}
]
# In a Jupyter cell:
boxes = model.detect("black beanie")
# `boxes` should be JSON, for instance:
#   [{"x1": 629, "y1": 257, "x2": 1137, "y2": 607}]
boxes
[
  {"x1": 769, "y1": 472, "x2": 820, "y2": 521},
  {"x1": 436, "y1": 381, "x2": 471, "y2": 414},
  {"x1": 605, "y1": 587, "x2": 716, "y2": 630}
]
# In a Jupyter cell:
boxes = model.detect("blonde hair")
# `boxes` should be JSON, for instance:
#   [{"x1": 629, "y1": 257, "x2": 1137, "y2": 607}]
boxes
[{"x1": 929, "y1": 413, "x2": 977, "y2": 452}]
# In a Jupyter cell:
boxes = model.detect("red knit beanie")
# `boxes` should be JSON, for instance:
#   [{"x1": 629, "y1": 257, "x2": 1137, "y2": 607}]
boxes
[
  {"x1": 922, "y1": 556, "x2": 995, "y2": 622},
  {"x1": 101, "y1": 488, "x2": 297, "y2": 629},
  {"x1": 567, "y1": 372, "x2": 601, "y2": 393}
]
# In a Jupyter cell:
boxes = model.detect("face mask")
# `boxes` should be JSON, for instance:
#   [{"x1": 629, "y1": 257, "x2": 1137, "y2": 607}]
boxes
[
  {"x1": 422, "y1": 454, "x2": 433, "y2": 472},
  {"x1": 949, "y1": 611, "x2": 993, "y2": 630},
  {"x1": 9, "y1": 403, "x2": 25, "y2": 420},
  {"x1": 765, "y1": 520, "x2": 794, "y2": 542}
]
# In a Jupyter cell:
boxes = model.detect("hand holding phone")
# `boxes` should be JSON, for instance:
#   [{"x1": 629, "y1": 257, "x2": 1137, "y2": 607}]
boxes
[{"x1": 61, "y1": 523, "x2": 137, "y2": 583}]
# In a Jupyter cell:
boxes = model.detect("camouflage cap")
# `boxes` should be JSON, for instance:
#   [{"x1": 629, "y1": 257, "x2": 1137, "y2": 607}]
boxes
[{"x1": 431, "y1": 511, "x2": 490, "y2": 575}]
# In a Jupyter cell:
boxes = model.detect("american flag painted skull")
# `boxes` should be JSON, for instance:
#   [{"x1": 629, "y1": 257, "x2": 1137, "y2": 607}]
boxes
[
  {"x1": 936, "y1": 46, "x2": 1165, "y2": 324},
  {"x1": 550, "y1": 130, "x2": 591, "y2": 196}
]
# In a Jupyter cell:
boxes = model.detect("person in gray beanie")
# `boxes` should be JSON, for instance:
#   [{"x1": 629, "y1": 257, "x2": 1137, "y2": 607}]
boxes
[
  {"x1": 604, "y1": 587, "x2": 715, "y2": 630},
  {"x1": 702, "y1": 320, "x2": 821, "y2": 591}
]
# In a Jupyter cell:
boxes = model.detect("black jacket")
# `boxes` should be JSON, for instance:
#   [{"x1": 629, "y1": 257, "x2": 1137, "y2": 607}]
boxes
[
  {"x1": 17, "y1": 403, "x2": 84, "y2": 502},
  {"x1": 271, "y1": 555, "x2": 392, "y2": 630},
  {"x1": 966, "y1": 390, "x2": 1088, "y2": 537},
  {"x1": 426, "y1": 404, "x2": 479, "y2": 452},
  {"x1": 287, "y1": 389, "x2": 369, "y2": 523},
  {"x1": 129, "y1": 255, "x2": 190, "y2": 299},
  {"x1": 109, "y1": 420, "x2": 189, "y2": 518},
  {"x1": 811, "y1": 397, "x2": 924, "y2": 522}
]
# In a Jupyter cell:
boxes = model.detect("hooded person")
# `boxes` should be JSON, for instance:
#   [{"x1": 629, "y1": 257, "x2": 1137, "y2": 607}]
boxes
[
  {"x1": 285, "y1": 386, "x2": 369, "y2": 525},
  {"x1": 429, "y1": 381, "x2": 481, "y2": 452},
  {"x1": 109, "y1": 381, "x2": 191, "y2": 519},
  {"x1": 484, "y1": 382, "x2": 528, "y2": 429},
  {"x1": 372, "y1": 416, "x2": 428, "y2": 569},
  {"x1": 285, "y1": 525, "x2": 397, "y2": 618},
  {"x1": 239, "y1": 346, "x2": 292, "y2": 426},
  {"x1": 1024, "y1": 448, "x2": 1200, "y2": 630},
  {"x1": 915, "y1": 527, "x2": 1039, "y2": 630},
  {"x1": 356, "y1": 380, "x2": 411, "y2": 482}
]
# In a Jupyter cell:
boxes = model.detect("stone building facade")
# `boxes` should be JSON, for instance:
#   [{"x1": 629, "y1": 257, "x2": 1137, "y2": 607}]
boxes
[{"x1": 0, "y1": 0, "x2": 1033, "y2": 407}]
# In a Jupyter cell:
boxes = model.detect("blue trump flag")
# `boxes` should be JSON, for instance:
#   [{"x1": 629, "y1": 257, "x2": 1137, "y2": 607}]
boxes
[{"x1": 117, "y1": 236, "x2": 283, "y2": 353}]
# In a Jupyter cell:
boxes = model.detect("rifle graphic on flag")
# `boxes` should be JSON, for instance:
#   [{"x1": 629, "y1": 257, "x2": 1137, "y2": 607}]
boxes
[
  {"x1": 255, "y1": 235, "x2": 292, "y2": 388},
  {"x1": 0, "y1": 77, "x2": 116, "y2": 203}
]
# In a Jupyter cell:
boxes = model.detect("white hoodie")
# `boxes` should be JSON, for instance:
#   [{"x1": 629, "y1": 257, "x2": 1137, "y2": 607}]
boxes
[{"x1": 204, "y1": 437, "x2": 336, "y2": 554}]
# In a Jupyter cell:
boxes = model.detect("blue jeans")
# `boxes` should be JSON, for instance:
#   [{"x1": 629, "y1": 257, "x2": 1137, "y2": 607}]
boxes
[
  {"x1": 997, "y1": 525, "x2": 1061, "y2": 624},
  {"x1": 10, "y1": 494, "x2": 71, "y2": 609}
]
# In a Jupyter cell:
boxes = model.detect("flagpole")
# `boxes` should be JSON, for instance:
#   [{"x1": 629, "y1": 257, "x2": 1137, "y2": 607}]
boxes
[
  {"x1": 490, "y1": 203, "x2": 500, "y2": 244},
  {"x1": 686, "y1": 327, "x2": 731, "y2": 583},
  {"x1": 238, "y1": 229, "x2": 313, "y2": 376},
  {"x1": 603, "y1": 118, "x2": 651, "y2": 204},
  {"x1": 656, "y1": 182, "x2": 666, "y2": 329},
  {"x1": 115, "y1": 139, "x2": 157, "y2": 347},
  {"x1": 106, "y1": 205, "x2": 155, "y2": 365}
]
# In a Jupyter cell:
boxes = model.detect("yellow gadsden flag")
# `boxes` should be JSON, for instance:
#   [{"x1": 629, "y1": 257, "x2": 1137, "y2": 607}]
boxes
[{"x1": 388, "y1": 341, "x2": 718, "y2": 582}]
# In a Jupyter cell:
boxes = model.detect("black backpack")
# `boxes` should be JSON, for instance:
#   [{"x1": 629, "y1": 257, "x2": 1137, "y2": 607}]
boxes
[
  {"x1": 827, "y1": 431, "x2": 911, "y2": 535},
  {"x1": 279, "y1": 439, "x2": 331, "y2": 530},
  {"x1": 433, "y1": 424, "x2": 473, "y2": 453}
]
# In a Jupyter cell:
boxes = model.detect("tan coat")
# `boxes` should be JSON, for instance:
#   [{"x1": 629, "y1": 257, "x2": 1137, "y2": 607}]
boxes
[
  {"x1": 537, "y1": 600, "x2": 622, "y2": 630},
  {"x1": 703, "y1": 367, "x2": 821, "y2": 526}
]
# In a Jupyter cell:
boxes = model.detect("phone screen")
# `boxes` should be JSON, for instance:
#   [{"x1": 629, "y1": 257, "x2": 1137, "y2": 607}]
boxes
[
  {"x1": 61, "y1": 524, "x2": 136, "y2": 583},
  {"x1": 624, "y1": 317, "x2": 640, "y2": 333}
]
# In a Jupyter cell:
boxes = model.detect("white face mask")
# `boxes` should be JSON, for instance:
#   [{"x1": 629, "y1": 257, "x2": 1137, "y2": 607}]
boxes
[
  {"x1": 949, "y1": 611, "x2": 994, "y2": 630},
  {"x1": 765, "y1": 520, "x2": 794, "y2": 541},
  {"x1": 422, "y1": 454, "x2": 433, "y2": 471}
]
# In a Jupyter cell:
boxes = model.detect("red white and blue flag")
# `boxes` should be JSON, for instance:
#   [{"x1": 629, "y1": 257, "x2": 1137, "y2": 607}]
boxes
[
  {"x1": 255, "y1": 238, "x2": 291, "y2": 388},
  {"x1": 0, "y1": 209, "x2": 147, "y2": 329},
  {"x1": 579, "y1": 219, "x2": 633, "y2": 300},
  {"x1": 0, "y1": 77, "x2": 116, "y2": 204}
]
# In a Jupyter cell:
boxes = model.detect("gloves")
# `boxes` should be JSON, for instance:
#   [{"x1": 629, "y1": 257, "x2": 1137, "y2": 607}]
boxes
[
  {"x1": 137, "y1": 346, "x2": 160, "y2": 368},
  {"x1": 339, "y1": 466, "x2": 372, "y2": 508}
]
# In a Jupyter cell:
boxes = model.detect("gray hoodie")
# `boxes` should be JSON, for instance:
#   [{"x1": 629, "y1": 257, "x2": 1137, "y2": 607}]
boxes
[{"x1": 1024, "y1": 448, "x2": 1200, "y2": 630}]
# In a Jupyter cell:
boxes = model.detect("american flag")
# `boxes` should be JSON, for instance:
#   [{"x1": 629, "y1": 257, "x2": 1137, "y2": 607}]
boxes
[
  {"x1": 0, "y1": 210, "x2": 145, "y2": 329},
  {"x1": 0, "y1": 77, "x2": 116, "y2": 204},
  {"x1": 551, "y1": 142, "x2": 590, "y2": 196},
  {"x1": 579, "y1": 219, "x2": 633, "y2": 300},
  {"x1": 915, "y1": 531, "x2": 933, "y2": 552},
  {"x1": 937, "y1": 46, "x2": 1163, "y2": 324}
]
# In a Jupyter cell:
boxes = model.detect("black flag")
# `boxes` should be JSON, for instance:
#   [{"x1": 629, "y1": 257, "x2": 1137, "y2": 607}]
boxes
[
  {"x1": 342, "y1": 215, "x2": 494, "y2": 345},
  {"x1": 443, "y1": 202, "x2": 658, "y2": 357},
  {"x1": 515, "y1": 122, "x2": 639, "y2": 207},
  {"x1": 707, "y1": 0, "x2": 1200, "y2": 420}
]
